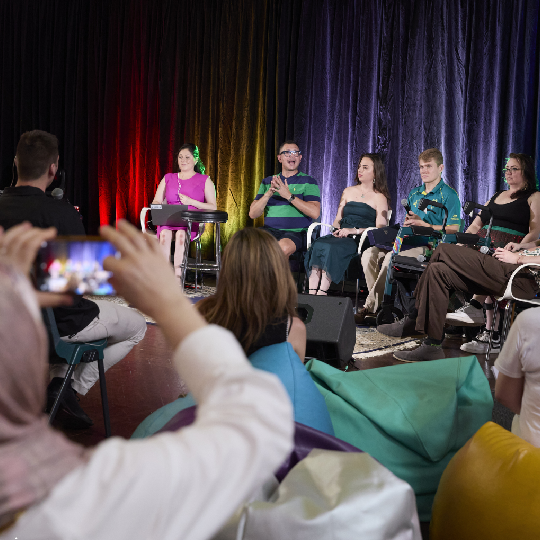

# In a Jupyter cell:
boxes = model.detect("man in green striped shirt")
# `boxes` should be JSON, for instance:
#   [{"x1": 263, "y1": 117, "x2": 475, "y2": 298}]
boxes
[{"x1": 249, "y1": 141, "x2": 321, "y2": 258}]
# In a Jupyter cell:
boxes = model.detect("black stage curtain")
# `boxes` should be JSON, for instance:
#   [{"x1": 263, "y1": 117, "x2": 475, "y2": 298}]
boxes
[{"x1": 2, "y1": 0, "x2": 540, "y2": 248}]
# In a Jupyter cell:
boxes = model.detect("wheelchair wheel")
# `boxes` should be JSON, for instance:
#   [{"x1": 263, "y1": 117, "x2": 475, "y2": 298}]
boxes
[{"x1": 376, "y1": 306, "x2": 403, "y2": 326}]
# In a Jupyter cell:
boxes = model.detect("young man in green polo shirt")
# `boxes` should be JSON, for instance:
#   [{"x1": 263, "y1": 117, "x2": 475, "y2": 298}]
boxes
[{"x1": 249, "y1": 141, "x2": 321, "y2": 258}]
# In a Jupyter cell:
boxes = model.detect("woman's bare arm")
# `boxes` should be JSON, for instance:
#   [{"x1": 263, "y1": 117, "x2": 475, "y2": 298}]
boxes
[{"x1": 288, "y1": 316, "x2": 306, "y2": 363}]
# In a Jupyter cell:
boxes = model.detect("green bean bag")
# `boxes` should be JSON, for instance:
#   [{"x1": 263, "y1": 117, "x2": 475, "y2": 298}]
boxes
[{"x1": 305, "y1": 356, "x2": 493, "y2": 521}]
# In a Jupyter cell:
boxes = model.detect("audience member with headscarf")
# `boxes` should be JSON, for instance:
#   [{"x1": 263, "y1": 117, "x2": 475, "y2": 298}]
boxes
[{"x1": 0, "y1": 221, "x2": 293, "y2": 540}]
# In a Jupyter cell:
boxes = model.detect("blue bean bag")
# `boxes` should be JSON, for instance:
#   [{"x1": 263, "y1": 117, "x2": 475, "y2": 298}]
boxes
[
  {"x1": 132, "y1": 342, "x2": 334, "y2": 439},
  {"x1": 306, "y1": 355, "x2": 493, "y2": 521}
]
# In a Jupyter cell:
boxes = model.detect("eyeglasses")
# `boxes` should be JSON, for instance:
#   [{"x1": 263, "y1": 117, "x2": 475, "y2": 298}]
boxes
[
  {"x1": 503, "y1": 167, "x2": 522, "y2": 175},
  {"x1": 280, "y1": 150, "x2": 301, "y2": 157}
]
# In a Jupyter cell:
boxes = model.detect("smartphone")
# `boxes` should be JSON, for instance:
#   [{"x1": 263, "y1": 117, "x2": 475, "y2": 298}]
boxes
[{"x1": 34, "y1": 237, "x2": 119, "y2": 296}]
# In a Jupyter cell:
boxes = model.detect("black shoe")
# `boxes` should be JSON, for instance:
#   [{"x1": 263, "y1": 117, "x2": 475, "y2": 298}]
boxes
[
  {"x1": 376, "y1": 315, "x2": 424, "y2": 338},
  {"x1": 47, "y1": 377, "x2": 93, "y2": 429},
  {"x1": 354, "y1": 307, "x2": 370, "y2": 325}
]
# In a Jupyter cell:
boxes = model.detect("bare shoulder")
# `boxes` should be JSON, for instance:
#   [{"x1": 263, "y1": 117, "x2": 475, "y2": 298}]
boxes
[
  {"x1": 341, "y1": 185, "x2": 358, "y2": 201},
  {"x1": 528, "y1": 192, "x2": 540, "y2": 205},
  {"x1": 375, "y1": 192, "x2": 389, "y2": 208}
]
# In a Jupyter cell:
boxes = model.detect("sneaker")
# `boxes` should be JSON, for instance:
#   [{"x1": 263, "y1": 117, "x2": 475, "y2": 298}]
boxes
[
  {"x1": 460, "y1": 331, "x2": 501, "y2": 353},
  {"x1": 445, "y1": 303, "x2": 484, "y2": 326},
  {"x1": 393, "y1": 341, "x2": 446, "y2": 362},
  {"x1": 377, "y1": 316, "x2": 424, "y2": 338}
]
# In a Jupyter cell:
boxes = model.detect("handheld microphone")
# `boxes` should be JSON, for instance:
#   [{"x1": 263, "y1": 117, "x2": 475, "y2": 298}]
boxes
[
  {"x1": 401, "y1": 198, "x2": 412, "y2": 214},
  {"x1": 479, "y1": 246, "x2": 494, "y2": 255},
  {"x1": 51, "y1": 188, "x2": 64, "y2": 200}
]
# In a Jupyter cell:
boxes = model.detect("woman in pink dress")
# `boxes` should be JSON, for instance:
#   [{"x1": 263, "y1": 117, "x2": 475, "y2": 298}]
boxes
[{"x1": 152, "y1": 143, "x2": 217, "y2": 282}]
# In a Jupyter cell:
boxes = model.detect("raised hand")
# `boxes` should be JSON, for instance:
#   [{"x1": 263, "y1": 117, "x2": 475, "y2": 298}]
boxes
[{"x1": 100, "y1": 220, "x2": 206, "y2": 350}]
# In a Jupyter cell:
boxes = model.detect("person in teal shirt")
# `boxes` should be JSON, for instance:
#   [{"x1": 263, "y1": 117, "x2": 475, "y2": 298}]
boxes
[{"x1": 356, "y1": 148, "x2": 461, "y2": 324}]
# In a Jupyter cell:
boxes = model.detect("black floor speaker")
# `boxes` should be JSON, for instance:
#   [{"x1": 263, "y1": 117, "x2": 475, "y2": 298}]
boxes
[{"x1": 297, "y1": 294, "x2": 356, "y2": 368}]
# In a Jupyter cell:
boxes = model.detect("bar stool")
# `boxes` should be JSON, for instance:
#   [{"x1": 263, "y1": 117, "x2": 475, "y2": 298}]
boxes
[{"x1": 179, "y1": 210, "x2": 228, "y2": 289}]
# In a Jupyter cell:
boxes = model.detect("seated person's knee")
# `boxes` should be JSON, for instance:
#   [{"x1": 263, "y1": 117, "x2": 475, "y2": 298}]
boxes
[
  {"x1": 159, "y1": 230, "x2": 172, "y2": 245},
  {"x1": 279, "y1": 238, "x2": 297, "y2": 257}
]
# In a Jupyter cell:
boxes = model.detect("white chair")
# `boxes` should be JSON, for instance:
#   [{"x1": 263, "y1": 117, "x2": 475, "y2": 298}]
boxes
[
  {"x1": 306, "y1": 211, "x2": 392, "y2": 311},
  {"x1": 486, "y1": 262, "x2": 540, "y2": 355},
  {"x1": 140, "y1": 207, "x2": 156, "y2": 235}
]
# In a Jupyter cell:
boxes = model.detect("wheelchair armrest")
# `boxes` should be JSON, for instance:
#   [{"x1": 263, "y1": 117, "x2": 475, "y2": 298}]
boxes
[
  {"x1": 500, "y1": 263, "x2": 540, "y2": 301},
  {"x1": 410, "y1": 225, "x2": 442, "y2": 238},
  {"x1": 357, "y1": 227, "x2": 378, "y2": 254},
  {"x1": 356, "y1": 212, "x2": 392, "y2": 254},
  {"x1": 307, "y1": 222, "x2": 333, "y2": 249}
]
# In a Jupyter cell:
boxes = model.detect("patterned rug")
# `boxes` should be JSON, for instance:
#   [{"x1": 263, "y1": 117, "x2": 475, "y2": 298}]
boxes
[{"x1": 353, "y1": 327, "x2": 420, "y2": 360}]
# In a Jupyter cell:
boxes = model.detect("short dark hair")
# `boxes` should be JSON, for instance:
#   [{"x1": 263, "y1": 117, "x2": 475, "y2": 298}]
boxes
[
  {"x1": 16, "y1": 130, "x2": 59, "y2": 180},
  {"x1": 418, "y1": 148, "x2": 443, "y2": 166},
  {"x1": 508, "y1": 153, "x2": 538, "y2": 199},
  {"x1": 278, "y1": 140, "x2": 300, "y2": 154}
]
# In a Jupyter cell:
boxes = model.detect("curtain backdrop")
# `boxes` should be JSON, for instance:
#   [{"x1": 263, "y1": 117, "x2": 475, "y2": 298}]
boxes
[{"x1": 1, "y1": 0, "x2": 540, "y2": 253}]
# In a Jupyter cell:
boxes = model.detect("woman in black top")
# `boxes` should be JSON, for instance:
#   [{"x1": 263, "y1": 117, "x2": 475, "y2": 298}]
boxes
[
  {"x1": 447, "y1": 153, "x2": 540, "y2": 353},
  {"x1": 197, "y1": 228, "x2": 306, "y2": 361}
]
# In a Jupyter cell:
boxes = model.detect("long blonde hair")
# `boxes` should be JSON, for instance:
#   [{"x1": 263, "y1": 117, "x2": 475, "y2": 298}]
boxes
[{"x1": 197, "y1": 228, "x2": 298, "y2": 353}]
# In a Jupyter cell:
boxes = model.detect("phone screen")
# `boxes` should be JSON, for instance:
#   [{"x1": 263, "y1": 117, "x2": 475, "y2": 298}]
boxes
[{"x1": 35, "y1": 237, "x2": 118, "y2": 296}]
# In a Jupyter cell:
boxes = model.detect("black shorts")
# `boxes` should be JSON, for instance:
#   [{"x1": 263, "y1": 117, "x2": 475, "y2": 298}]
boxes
[{"x1": 260, "y1": 226, "x2": 307, "y2": 253}]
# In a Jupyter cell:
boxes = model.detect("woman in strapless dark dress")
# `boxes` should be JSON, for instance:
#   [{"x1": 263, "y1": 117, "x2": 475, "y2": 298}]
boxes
[{"x1": 305, "y1": 153, "x2": 391, "y2": 295}]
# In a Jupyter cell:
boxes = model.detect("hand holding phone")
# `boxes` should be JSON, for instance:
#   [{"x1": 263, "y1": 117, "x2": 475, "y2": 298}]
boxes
[
  {"x1": 35, "y1": 237, "x2": 118, "y2": 296},
  {"x1": 100, "y1": 220, "x2": 206, "y2": 350},
  {"x1": 0, "y1": 222, "x2": 56, "y2": 275}
]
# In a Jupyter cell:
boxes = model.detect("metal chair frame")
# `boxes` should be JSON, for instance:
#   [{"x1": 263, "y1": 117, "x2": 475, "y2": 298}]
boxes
[
  {"x1": 486, "y1": 263, "x2": 540, "y2": 356},
  {"x1": 43, "y1": 307, "x2": 110, "y2": 437}
]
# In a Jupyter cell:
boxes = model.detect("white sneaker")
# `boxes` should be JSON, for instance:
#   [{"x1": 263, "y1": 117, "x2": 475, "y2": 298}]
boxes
[
  {"x1": 460, "y1": 331, "x2": 500, "y2": 353},
  {"x1": 446, "y1": 303, "x2": 485, "y2": 326}
]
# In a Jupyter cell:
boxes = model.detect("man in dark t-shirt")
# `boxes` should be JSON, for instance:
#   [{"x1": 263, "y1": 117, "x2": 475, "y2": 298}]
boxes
[{"x1": 0, "y1": 131, "x2": 147, "y2": 428}]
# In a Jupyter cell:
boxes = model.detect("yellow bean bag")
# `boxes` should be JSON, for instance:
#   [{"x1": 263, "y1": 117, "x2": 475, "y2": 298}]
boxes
[{"x1": 431, "y1": 421, "x2": 540, "y2": 540}]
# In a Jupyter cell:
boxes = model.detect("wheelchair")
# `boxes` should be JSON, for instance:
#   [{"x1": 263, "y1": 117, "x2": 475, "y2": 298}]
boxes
[{"x1": 375, "y1": 200, "x2": 495, "y2": 325}]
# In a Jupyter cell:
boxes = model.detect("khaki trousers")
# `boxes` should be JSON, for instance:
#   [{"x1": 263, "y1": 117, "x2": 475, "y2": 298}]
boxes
[{"x1": 361, "y1": 246, "x2": 426, "y2": 313}]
